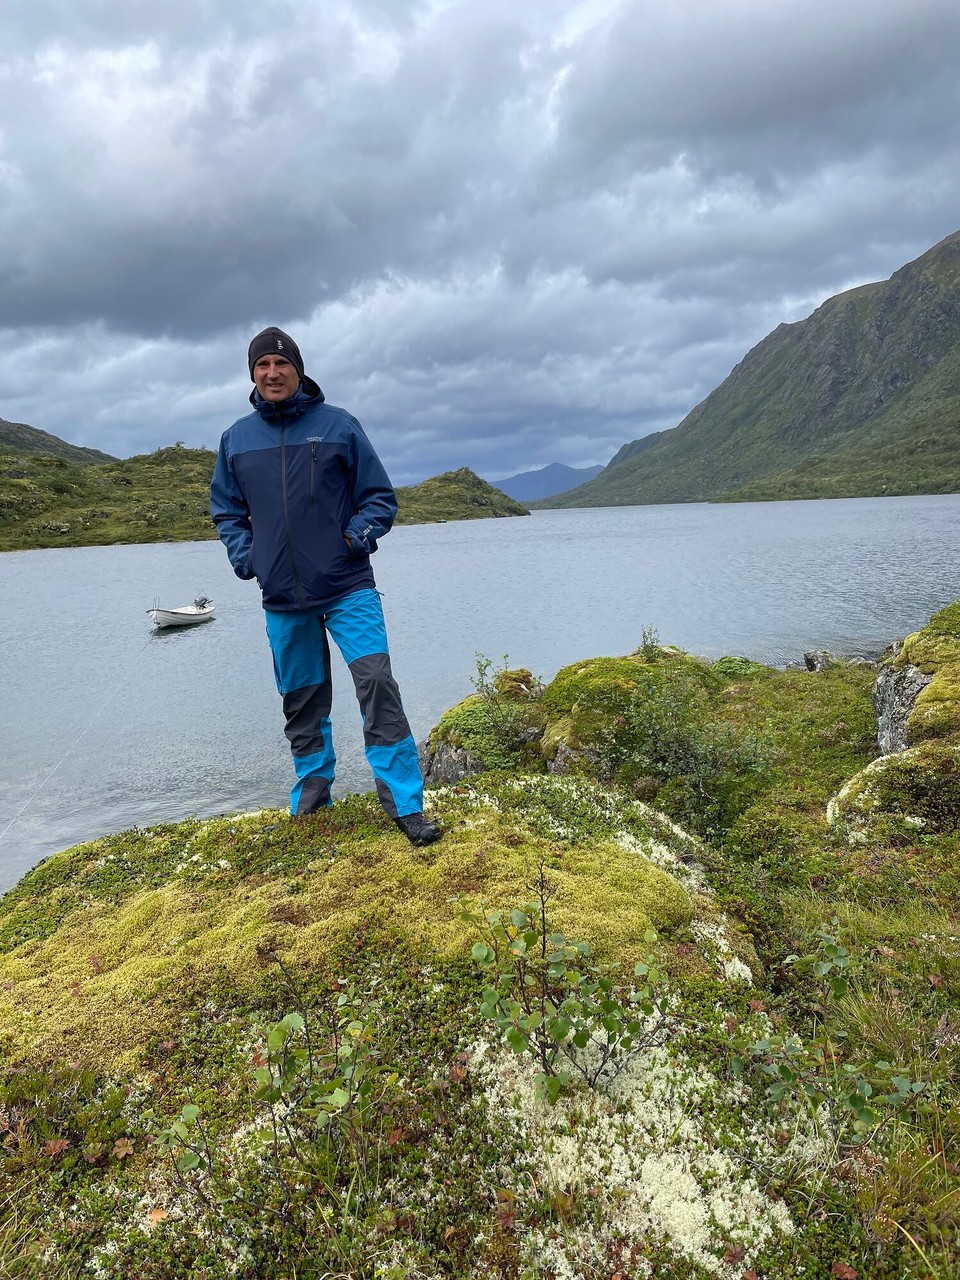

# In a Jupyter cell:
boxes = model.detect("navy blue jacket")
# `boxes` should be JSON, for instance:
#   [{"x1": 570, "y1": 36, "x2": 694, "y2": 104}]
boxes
[{"x1": 210, "y1": 379, "x2": 398, "y2": 611}]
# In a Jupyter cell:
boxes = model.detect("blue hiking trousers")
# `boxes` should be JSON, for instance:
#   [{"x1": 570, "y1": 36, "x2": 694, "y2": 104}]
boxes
[{"x1": 263, "y1": 588, "x2": 424, "y2": 819}]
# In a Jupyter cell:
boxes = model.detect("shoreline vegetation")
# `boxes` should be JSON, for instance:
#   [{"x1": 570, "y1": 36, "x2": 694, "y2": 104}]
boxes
[
  {"x1": 0, "y1": 443, "x2": 528, "y2": 554},
  {"x1": 1, "y1": 606, "x2": 958, "y2": 1277}
]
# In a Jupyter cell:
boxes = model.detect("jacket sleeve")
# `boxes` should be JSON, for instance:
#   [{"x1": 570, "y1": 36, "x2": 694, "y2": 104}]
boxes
[
  {"x1": 342, "y1": 417, "x2": 399, "y2": 556},
  {"x1": 210, "y1": 436, "x2": 255, "y2": 579}
]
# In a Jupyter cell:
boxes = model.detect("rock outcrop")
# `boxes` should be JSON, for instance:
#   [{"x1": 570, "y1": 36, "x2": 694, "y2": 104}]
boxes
[
  {"x1": 873, "y1": 661, "x2": 932, "y2": 753},
  {"x1": 831, "y1": 603, "x2": 960, "y2": 838}
]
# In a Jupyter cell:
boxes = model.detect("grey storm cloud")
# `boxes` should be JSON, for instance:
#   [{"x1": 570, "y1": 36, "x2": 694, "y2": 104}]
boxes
[{"x1": 0, "y1": 0, "x2": 957, "y2": 482}]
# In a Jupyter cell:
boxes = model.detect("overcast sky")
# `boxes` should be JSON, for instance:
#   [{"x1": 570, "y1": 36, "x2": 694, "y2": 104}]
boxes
[{"x1": 1, "y1": 0, "x2": 958, "y2": 484}]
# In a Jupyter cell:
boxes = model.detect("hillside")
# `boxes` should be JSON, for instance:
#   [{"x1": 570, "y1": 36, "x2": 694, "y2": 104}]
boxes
[
  {"x1": 0, "y1": 441, "x2": 527, "y2": 552},
  {"x1": 0, "y1": 416, "x2": 115, "y2": 465},
  {"x1": 394, "y1": 466, "x2": 529, "y2": 523},
  {"x1": 542, "y1": 229, "x2": 960, "y2": 507},
  {"x1": 0, "y1": 443, "x2": 219, "y2": 550}
]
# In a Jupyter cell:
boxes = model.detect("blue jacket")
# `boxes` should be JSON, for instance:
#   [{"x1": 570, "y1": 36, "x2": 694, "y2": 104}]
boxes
[{"x1": 210, "y1": 379, "x2": 398, "y2": 611}]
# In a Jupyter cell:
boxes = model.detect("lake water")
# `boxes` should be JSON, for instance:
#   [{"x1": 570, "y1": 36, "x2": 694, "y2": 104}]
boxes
[{"x1": 2, "y1": 496, "x2": 959, "y2": 892}]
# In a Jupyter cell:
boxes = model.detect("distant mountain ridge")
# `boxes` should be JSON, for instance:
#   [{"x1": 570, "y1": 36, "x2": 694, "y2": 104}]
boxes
[
  {"x1": 540, "y1": 229, "x2": 960, "y2": 507},
  {"x1": 491, "y1": 461, "x2": 604, "y2": 501},
  {"x1": 0, "y1": 417, "x2": 116, "y2": 465}
]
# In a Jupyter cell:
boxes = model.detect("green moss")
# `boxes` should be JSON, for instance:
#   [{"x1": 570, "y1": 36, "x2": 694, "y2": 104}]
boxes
[
  {"x1": 829, "y1": 742, "x2": 960, "y2": 837},
  {"x1": 539, "y1": 713, "x2": 579, "y2": 761},
  {"x1": 710, "y1": 655, "x2": 772, "y2": 681},
  {"x1": 908, "y1": 663, "x2": 960, "y2": 741},
  {"x1": 0, "y1": 776, "x2": 691, "y2": 1072},
  {"x1": 885, "y1": 605, "x2": 960, "y2": 748}
]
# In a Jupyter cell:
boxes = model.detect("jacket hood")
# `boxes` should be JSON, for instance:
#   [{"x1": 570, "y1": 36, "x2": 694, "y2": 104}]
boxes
[{"x1": 250, "y1": 375, "x2": 325, "y2": 418}]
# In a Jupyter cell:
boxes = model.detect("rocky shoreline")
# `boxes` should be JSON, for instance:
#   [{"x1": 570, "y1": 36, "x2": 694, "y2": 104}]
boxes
[{"x1": 0, "y1": 606, "x2": 957, "y2": 1277}]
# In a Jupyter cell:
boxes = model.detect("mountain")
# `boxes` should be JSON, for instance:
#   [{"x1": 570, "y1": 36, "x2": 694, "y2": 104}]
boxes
[
  {"x1": 491, "y1": 461, "x2": 605, "y2": 501},
  {"x1": 395, "y1": 467, "x2": 529, "y2": 523},
  {"x1": 0, "y1": 416, "x2": 116, "y2": 465},
  {"x1": 540, "y1": 229, "x2": 960, "y2": 507}
]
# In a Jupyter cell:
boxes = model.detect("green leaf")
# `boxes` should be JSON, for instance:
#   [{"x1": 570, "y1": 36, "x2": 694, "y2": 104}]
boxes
[
  {"x1": 506, "y1": 1028, "x2": 529, "y2": 1054},
  {"x1": 548, "y1": 1017, "x2": 571, "y2": 1042},
  {"x1": 177, "y1": 1151, "x2": 202, "y2": 1173},
  {"x1": 509, "y1": 908, "x2": 528, "y2": 928},
  {"x1": 180, "y1": 1104, "x2": 200, "y2": 1126}
]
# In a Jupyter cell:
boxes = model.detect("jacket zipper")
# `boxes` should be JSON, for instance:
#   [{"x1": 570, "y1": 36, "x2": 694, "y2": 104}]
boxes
[
  {"x1": 279, "y1": 425, "x2": 307, "y2": 609},
  {"x1": 310, "y1": 442, "x2": 317, "y2": 507}
]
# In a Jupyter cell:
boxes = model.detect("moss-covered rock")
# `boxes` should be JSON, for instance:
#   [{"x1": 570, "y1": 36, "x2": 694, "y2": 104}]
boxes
[
  {"x1": 0, "y1": 778, "x2": 693, "y2": 1074},
  {"x1": 828, "y1": 741, "x2": 960, "y2": 840},
  {"x1": 424, "y1": 671, "x2": 547, "y2": 776},
  {"x1": 879, "y1": 602, "x2": 960, "y2": 748}
]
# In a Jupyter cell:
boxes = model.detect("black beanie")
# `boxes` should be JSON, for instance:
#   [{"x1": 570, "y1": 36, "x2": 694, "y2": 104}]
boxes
[{"x1": 247, "y1": 327, "x2": 305, "y2": 382}]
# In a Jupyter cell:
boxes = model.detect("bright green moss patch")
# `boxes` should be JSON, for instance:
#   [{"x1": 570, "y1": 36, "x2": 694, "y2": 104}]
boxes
[
  {"x1": 0, "y1": 777, "x2": 691, "y2": 1074},
  {"x1": 542, "y1": 651, "x2": 717, "y2": 723},
  {"x1": 896, "y1": 602, "x2": 960, "y2": 674},
  {"x1": 908, "y1": 662, "x2": 960, "y2": 741},
  {"x1": 710, "y1": 655, "x2": 772, "y2": 681}
]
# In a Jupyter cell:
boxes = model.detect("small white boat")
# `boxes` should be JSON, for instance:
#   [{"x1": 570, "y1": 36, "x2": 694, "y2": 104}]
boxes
[{"x1": 147, "y1": 595, "x2": 216, "y2": 629}]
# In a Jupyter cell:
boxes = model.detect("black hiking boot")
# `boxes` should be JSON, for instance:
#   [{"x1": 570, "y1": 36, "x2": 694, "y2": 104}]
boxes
[{"x1": 394, "y1": 812, "x2": 442, "y2": 847}]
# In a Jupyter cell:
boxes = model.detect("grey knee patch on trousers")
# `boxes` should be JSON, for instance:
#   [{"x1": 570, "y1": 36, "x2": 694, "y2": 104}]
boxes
[
  {"x1": 374, "y1": 777, "x2": 399, "y2": 819},
  {"x1": 283, "y1": 682, "x2": 332, "y2": 756},
  {"x1": 348, "y1": 652, "x2": 412, "y2": 747},
  {"x1": 296, "y1": 775, "x2": 332, "y2": 814}
]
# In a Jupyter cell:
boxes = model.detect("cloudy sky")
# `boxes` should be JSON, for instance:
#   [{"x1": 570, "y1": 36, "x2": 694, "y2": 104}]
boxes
[{"x1": 1, "y1": 0, "x2": 958, "y2": 484}]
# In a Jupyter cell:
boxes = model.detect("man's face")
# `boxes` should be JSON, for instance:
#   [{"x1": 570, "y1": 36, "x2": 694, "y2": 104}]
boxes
[{"x1": 253, "y1": 355, "x2": 300, "y2": 402}]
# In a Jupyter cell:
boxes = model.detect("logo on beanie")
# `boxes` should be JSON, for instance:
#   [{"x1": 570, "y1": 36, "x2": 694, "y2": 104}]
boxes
[{"x1": 277, "y1": 339, "x2": 284, "y2": 350}]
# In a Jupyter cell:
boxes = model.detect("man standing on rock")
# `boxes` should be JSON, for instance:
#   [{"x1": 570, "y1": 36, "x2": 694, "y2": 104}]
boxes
[{"x1": 210, "y1": 327, "x2": 441, "y2": 847}]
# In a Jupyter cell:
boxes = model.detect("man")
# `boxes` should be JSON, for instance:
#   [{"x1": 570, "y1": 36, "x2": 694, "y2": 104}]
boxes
[{"x1": 210, "y1": 326, "x2": 440, "y2": 847}]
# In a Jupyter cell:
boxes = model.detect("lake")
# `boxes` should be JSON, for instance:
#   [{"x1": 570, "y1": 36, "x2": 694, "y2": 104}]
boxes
[{"x1": 2, "y1": 495, "x2": 959, "y2": 892}]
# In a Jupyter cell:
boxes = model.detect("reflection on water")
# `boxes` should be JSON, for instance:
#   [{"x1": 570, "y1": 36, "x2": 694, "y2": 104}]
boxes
[{"x1": 2, "y1": 494, "x2": 959, "y2": 890}]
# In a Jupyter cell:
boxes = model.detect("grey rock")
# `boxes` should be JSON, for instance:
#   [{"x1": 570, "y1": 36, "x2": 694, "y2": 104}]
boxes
[
  {"x1": 546, "y1": 740, "x2": 602, "y2": 776},
  {"x1": 804, "y1": 650, "x2": 838, "y2": 672},
  {"x1": 803, "y1": 650, "x2": 877, "y2": 672},
  {"x1": 418, "y1": 738, "x2": 485, "y2": 786},
  {"x1": 873, "y1": 663, "x2": 932, "y2": 754}
]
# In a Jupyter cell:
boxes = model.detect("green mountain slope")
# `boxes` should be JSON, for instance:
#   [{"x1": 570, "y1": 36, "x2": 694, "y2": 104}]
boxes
[
  {"x1": 0, "y1": 442, "x2": 528, "y2": 552},
  {"x1": 395, "y1": 467, "x2": 529, "y2": 523},
  {"x1": 543, "y1": 229, "x2": 960, "y2": 507},
  {"x1": 0, "y1": 443, "x2": 220, "y2": 550},
  {"x1": 0, "y1": 416, "x2": 116, "y2": 465}
]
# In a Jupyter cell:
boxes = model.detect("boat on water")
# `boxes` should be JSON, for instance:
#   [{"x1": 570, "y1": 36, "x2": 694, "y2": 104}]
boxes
[{"x1": 147, "y1": 595, "x2": 216, "y2": 629}]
